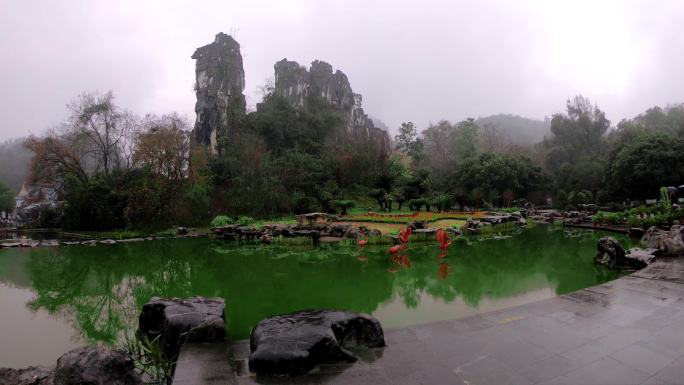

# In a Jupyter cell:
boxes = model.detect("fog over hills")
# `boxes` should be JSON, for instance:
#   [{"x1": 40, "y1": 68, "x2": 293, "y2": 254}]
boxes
[{"x1": 475, "y1": 114, "x2": 551, "y2": 145}]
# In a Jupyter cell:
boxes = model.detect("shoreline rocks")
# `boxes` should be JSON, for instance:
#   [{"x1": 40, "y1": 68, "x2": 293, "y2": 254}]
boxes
[
  {"x1": 138, "y1": 296, "x2": 226, "y2": 358},
  {"x1": 0, "y1": 366, "x2": 52, "y2": 385},
  {"x1": 641, "y1": 225, "x2": 684, "y2": 257},
  {"x1": 249, "y1": 310, "x2": 385, "y2": 376},
  {"x1": 51, "y1": 346, "x2": 142, "y2": 385},
  {"x1": 595, "y1": 236, "x2": 651, "y2": 269},
  {"x1": 0, "y1": 346, "x2": 143, "y2": 385}
]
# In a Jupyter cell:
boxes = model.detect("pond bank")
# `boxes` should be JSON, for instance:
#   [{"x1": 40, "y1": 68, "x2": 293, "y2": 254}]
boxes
[{"x1": 230, "y1": 257, "x2": 684, "y2": 384}]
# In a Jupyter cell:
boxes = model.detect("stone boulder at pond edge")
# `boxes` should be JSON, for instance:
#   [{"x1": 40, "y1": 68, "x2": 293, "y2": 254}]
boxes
[
  {"x1": 51, "y1": 346, "x2": 143, "y2": 385},
  {"x1": 0, "y1": 346, "x2": 143, "y2": 385},
  {"x1": 249, "y1": 310, "x2": 385, "y2": 376},
  {"x1": 0, "y1": 366, "x2": 52, "y2": 385},
  {"x1": 138, "y1": 296, "x2": 225, "y2": 358},
  {"x1": 641, "y1": 225, "x2": 684, "y2": 257},
  {"x1": 595, "y1": 236, "x2": 651, "y2": 269}
]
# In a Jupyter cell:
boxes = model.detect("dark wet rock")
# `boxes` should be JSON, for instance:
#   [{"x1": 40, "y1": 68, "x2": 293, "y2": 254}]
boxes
[
  {"x1": 345, "y1": 227, "x2": 362, "y2": 238},
  {"x1": 641, "y1": 225, "x2": 684, "y2": 257},
  {"x1": 212, "y1": 225, "x2": 263, "y2": 240},
  {"x1": 629, "y1": 227, "x2": 645, "y2": 238},
  {"x1": 249, "y1": 310, "x2": 385, "y2": 376},
  {"x1": 596, "y1": 237, "x2": 648, "y2": 269},
  {"x1": 289, "y1": 229, "x2": 321, "y2": 239},
  {"x1": 192, "y1": 33, "x2": 246, "y2": 153},
  {"x1": 177, "y1": 226, "x2": 189, "y2": 235},
  {"x1": 295, "y1": 212, "x2": 334, "y2": 226},
  {"x1": 0, "y1": 366, "x2": 52, "y2": 385},
  {"x1": 625, "y1": 248, "x2": 660, "y2": 265},
  {"x1": 1, "y1": 242, "x2": 21, "y2": 248},
  {"x1": 367, "y1": 228, "x2": 382, "y2": 237},
  {"x1": 139, "y1": 296, "x2": 225, "y2": 358},
  {"x1": 577, "y1": 204, "x2": 599, "y2": 213},
  {"x1": 408, "y1": 221, "x2": 428, "y2": 230},
  {"x1": 329, "y1": 224, "x2": 351, "y2": 238},
  {"x1": 118, "y1": 237, "x2": 145, "y2": 243},
  {"x1": 236, "y1": 226, "x2": 261, "y2": 239},
  {"x1": 291, "y1": 223, "x2": 327, "y2": 232},
  {"x1": 268, "y1": 224, "x2": 291, "y2": 237},
  {"x1": 52, "y1": 346, "x2": 142, "y2": 385},
  {"x1": 413, "y1": 228, "x2": 437, "y2": 236},
  {"x1": 481, "y1": 215, "x2": 512, "y2": 224},
  {"x1": 447, "y1": 227, "x2": 463, "y2": 236},
  {"x1": 259, "y1": 234, "x2": 272, "y2": 244},
  {"x1": 595, "y1": 237, "x2": 625, "y2": 266}
]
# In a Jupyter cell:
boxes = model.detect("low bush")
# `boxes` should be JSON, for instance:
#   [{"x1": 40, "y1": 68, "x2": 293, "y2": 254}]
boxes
[{"x1": 210, "y1": 215, "x2": 233, "y2": 227}]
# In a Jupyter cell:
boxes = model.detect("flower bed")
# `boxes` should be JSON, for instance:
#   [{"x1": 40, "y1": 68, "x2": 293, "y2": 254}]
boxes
[{"x1": 339, "y1": 211, "x2": 486, "y2": 224}]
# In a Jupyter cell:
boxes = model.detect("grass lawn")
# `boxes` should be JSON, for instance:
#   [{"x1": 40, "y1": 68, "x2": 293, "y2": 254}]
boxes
[{"x1": 431, "y1": 219, "x2": 467, "y2": 229}]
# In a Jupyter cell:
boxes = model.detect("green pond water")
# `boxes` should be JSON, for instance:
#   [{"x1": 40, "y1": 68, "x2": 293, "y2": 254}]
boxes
[{"x1": 0, "y1": 226, "x2": 634, "y2": 368}]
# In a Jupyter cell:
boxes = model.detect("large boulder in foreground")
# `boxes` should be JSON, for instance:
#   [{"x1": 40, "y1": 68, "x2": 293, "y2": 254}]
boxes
[
  {"x1": 0, "y1": 366, "x2": 52, "y2": 385},
  {"x1": 51, "y1": 346, "x2": 142, "y2": 385},
  {"x1": 138, "y1": 296, "x2": 225, "y2": 358},
  {"x1": 249, "y1": 310, "x2": 385, "y2": 376},
  {"x1": 642, "y1": 225, "x2": 684, "y2": 257}
]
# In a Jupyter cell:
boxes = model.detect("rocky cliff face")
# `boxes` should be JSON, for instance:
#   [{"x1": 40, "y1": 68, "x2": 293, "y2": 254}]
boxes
[
  {"x1": 190, "y1": 34, "x2": 390, "y2": 155},
  {"x1": 191, "y1": 33, "x2": 246, "y2": 153},
  {"x1": 272, "y1": 59, "x2": 390, "y2": 153}
]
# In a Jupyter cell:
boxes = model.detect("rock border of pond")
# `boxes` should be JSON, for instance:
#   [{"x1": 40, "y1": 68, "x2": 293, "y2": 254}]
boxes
[
  {"x1": 0, "y1": 346, "x2": 144, "y2": 385},
  {"x1": 594, "y1": 225, "x2": 684, "y2": 269},
  {"x1": 0, "y1": 229, "x2": 208, "y2": 249},
  {"x1": 3, "y1": 209, "x2": 665, "y2": 251}
]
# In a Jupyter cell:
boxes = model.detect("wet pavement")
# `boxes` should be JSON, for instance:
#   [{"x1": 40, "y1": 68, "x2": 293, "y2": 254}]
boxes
[{"x1": 178, "y1": 258, "x2": 684, "y2": 384}]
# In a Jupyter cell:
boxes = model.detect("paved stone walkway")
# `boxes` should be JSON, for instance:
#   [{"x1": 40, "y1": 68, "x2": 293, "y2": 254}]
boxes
[
  {"x1": 229, "y1": 258, "x2": 684, "y2": 385},
  {"x1": 173, "y1": 343, "x2": 236, "y2": 385},
  {"x1": 173, "y1": 259, "x2": 684, "y2": 384}
]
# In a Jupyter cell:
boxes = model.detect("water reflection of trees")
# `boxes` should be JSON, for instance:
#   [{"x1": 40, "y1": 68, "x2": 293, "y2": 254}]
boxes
[
  {"x1": 18, "y1": 228, "x2": 626, "y2": 344},
  {"x1": 26, "y1": 242, "x2": 197, "y2": 345}
]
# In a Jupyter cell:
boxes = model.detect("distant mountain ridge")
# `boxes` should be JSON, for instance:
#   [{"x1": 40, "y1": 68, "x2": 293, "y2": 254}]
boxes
[{"x1": 475, "y1": 114, "x2": 550, "y2": 145}]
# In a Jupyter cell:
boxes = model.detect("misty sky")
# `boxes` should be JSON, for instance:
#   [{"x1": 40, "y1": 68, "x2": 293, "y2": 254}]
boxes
[{"x1": 1, "y1": 0, "x2": 684, "y2": 141}]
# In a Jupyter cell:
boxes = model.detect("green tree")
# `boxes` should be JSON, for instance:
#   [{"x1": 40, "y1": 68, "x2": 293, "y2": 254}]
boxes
[
  {"x1": 606, "y1": 132, "x2": 684, "y2": 200},
  {"x1": 0, "y1": 181, "x2": 14, "y2": 214},
  {"x1": 543, "y1": 96, "x2": 609, "y2": 175},
  {"x1": 394, "y1": 122, "x2": 424, "y2": 164},
  {"x1": 456, "y1": 153, "x2": 549, "y2": 206}
]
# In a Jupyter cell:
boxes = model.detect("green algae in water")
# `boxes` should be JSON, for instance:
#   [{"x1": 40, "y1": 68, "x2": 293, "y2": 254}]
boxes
[{"x1": 0, "y1": 226, "x2": 634, "y2": 367}]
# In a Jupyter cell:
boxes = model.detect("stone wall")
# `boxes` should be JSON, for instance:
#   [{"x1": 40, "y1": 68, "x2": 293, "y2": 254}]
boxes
[{"x1": 191, "y1": 33, "x2": 246, "y2": 153}]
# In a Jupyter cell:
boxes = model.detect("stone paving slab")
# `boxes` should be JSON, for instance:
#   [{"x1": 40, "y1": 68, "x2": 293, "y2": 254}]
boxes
[
  {"x1": 229, "y1": 258, "x2": 684, "y2": 385},
  {"x1": 172, "y1": 342, "x2": 236, "y2": 385}
]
